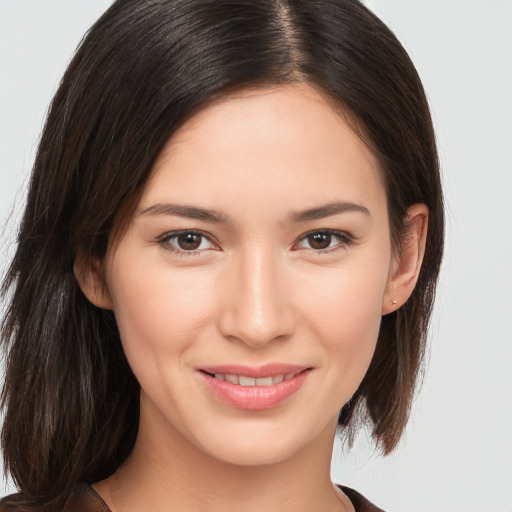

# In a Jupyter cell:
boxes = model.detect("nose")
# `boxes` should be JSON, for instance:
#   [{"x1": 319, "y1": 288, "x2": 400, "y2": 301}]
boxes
[{"x1": 218, "y1": 248, "x2": 295, "y2": 348}]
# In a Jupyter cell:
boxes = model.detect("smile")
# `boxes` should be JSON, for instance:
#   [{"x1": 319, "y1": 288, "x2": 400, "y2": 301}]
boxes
[
  {"x1": 199, "y1": 366, "x2": 312, "y2": 410},
  {"x1": 205, "y1": 371, "x2": 303, "y2": 386}
]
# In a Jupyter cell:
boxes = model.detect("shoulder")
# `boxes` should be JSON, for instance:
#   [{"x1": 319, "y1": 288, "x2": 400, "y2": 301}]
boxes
[
  {"x1": 338, "y1": 485, "x2": 387, "y2": 512},
  {"x1": 62, "y1": 483, "x2": 111, "y2": 512},
  {"x1": 0, "y1": 483, "x2": 111, "y2": 512}
]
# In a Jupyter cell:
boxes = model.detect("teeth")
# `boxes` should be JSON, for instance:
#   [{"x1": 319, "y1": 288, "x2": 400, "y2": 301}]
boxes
[
  {"x1": 272, "y1": 374, "x2": 284, "y2": 384},
  {"x1": 256, "y1": 376, "x2": 273, "y2": 386},
  {"x1": 212, "y1": 372, "x2": 301, "y2": 386},
  {"x1": 239, "y1": 376, "x2": 256, "y2": 386},
  {"x1": 225, "y1": 374, "x2": 238, "y2": 384}
]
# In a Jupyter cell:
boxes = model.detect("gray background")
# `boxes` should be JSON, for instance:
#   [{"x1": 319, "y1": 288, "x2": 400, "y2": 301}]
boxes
[{"x1": 1, "y1": 1, "x2": 511, "y2": 511}]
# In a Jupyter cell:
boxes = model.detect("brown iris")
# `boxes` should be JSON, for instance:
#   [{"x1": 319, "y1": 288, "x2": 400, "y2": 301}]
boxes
[
  {"x1": 307, "y1": 232, "x2": 333, "y2": 250},
  {"x1": 177, "y1": 233, "x2": 203, "y2": 250}
]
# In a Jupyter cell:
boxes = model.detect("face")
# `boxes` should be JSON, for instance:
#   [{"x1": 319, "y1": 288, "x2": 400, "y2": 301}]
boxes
[{"x1": 99, "y1": 85, "x2": 397, "y2": 466}]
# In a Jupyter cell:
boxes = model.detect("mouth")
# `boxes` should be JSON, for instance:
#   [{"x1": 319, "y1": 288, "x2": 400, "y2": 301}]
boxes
[
  {"x1": 198, "y1": 365, "x2": 312, "y2": 410},
  {"x1": 200, "y1": 369, "x2": 309, "y2": 387}
]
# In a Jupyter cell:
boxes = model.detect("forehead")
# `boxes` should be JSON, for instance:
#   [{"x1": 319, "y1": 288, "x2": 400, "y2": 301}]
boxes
[{"x1": 139, "y1": 84, "x2": 386, "y2": 221}]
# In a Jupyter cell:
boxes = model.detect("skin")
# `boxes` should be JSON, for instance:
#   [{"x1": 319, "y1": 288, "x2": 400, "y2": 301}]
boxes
[{"x1": 77, "y1": 84, "x2": 428, "y2": 512}]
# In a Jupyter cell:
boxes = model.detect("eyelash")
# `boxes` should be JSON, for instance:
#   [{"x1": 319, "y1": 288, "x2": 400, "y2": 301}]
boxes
[
  {"x1": 294, "y1": 230, "x2": 354, "y2": 253},
  {"x1": 156, "y1": 229, "x2": 354, "y2": 256},
  {"x1": 156, "y1": 230, "x2": 216, "y2": 257}
]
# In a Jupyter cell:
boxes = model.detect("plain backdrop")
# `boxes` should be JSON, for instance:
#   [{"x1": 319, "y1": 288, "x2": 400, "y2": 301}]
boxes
[{"x1": 1, "y1": 1, "x2": 511, "y2": 511}]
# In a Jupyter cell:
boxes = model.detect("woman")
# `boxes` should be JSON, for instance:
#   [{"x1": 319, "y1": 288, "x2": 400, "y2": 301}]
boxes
[{"x1": 0, "y1": 0, "x2": 443, "y2": 511}]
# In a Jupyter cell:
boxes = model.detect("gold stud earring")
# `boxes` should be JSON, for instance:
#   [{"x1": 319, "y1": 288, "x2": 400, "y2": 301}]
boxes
[{"x1": 392, "y1": 300, "x2": 397, "y2": 305}]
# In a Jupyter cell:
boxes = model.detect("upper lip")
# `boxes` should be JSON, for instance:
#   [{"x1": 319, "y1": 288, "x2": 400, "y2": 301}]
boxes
[{"x1": 199, "y1": 363, "x2": 310, "y2": 378}]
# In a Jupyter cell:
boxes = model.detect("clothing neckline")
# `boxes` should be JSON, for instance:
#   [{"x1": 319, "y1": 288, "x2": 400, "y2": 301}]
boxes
[{"x1": 69, "y1": 481, "x2": 385, "y2": 512}]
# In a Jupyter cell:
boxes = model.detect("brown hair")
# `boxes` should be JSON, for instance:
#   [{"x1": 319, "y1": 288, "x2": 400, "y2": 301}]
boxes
[{"x1": 1, "y1": 0, "x2": 443, "y2": 509}]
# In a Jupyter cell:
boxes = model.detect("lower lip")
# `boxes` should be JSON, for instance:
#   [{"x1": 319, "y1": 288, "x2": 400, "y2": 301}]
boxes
[{"x1": 200, "y1": 370, "x2": 311, "y2": 410}]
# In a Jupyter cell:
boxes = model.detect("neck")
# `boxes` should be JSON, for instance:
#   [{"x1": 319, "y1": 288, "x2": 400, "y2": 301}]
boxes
[{"x1": 94, "y1": 395, "x2": 351, "y2": 512}]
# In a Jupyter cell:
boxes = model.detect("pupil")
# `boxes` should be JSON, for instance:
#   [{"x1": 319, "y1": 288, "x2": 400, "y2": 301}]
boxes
[
  {"x1": 178, "y1": 233, "x2": 201, "y2": 250},
  {"x1": 309, "y1": 233, "x2": 331, "y2": 250}
]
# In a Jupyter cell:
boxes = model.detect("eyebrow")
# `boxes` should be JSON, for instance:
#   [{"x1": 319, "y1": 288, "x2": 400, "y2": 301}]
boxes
[
  {"x1": 138, "y1": 203, "x2": 228, "y2": 223},
  {"x1": 290, "y1": 201, "x2": 370, "y2": 222},
  {"x1": 137, "y1": 201, "x2": 370, "y2": 223}
]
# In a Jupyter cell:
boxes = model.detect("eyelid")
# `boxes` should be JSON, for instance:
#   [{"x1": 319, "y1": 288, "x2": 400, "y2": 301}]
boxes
[
  {"x1": 156, "y1": 228, "x2": 355, "y2": 256},
  {"x1": 156, "y1": 229, "x2": 219, "y2": 255},
  {"x1": 292, "y1": 229, "x2": 355, "y2": 253}
]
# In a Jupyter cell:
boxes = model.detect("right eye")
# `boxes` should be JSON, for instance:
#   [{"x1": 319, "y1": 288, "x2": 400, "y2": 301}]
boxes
[
  {"x1": 157, "y1": 230, "x2": 217, "y2": 255},
  {"x1": 293, "y1": 229, "x2": 354, "y2": 254}
]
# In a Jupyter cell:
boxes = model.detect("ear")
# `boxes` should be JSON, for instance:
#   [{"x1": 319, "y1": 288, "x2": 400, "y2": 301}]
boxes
[
  {"x1": 382, "y1": 204, "x2": 429, "y2": 315},
  {"x1": 73, "y1": 250, "x2": 113, "y2": 310}
]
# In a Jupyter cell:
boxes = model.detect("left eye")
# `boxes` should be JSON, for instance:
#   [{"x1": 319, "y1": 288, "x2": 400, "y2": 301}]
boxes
[
  {"x1": 295, "y1": 231, "x2": 351, "y2": 251},
  {"x1": 158, "y1": 231, "x2": 215, "y2": 253}
]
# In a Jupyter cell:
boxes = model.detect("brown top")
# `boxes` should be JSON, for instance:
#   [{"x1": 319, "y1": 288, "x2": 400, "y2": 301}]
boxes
[
  {"x1": 63, "y1": 484, "x2": 111, "y2": 512},
  {"x1": 1, "y1": 482, "x2": 386, "y2": 511}
]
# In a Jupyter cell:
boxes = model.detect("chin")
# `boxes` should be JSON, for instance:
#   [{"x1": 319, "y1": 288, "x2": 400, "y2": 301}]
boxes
[
  {"x1": 205, "y1": 440, "x2": 303, "y2": 467},
  {"x1": 191, "y1": 418, "x2": 333, "y2": 468}
]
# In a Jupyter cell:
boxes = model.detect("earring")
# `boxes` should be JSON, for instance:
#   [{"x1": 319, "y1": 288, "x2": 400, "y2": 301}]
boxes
[{"x1": 391, "y1": 300, "x2": 397, "y2": 305}]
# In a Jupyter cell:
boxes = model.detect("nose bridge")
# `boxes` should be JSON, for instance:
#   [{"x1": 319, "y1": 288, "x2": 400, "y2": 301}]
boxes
[{"x1": 219, "y1": 245, "x2": 293, "y2": 347}]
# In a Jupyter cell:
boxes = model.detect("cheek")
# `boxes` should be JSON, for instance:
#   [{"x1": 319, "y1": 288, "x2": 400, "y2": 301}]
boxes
[
  {"x1": 296, "y1": 261, "x2": 388, "y2": 386},
  {"x1": 326, "y1": 286, "x2": 382, "y2": 367},
  {"x1": 299, "y1": 260, "x2": 387, "y2": 330},
  {"x1": 106, "y1": 257, "x2": 215, "y2": 369}
]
